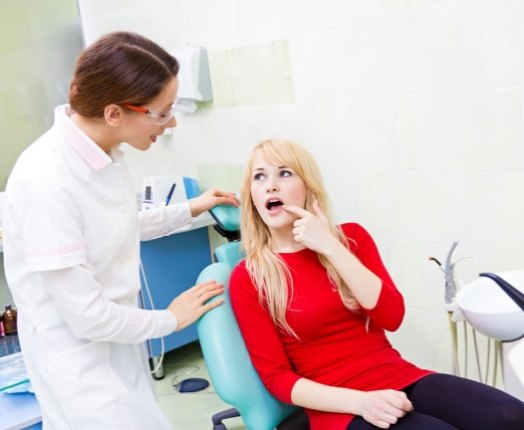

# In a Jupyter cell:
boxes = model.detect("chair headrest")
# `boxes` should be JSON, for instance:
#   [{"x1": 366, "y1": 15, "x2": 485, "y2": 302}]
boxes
[{"x1": 209, "y1": 204, "x2": 240, "y2": 241}]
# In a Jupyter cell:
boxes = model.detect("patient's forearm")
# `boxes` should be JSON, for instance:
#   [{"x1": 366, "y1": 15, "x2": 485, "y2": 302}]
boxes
[
  {"x1": 290, "y1": 378, "x2": 363, "y2": 415},
  {"x1": 326, "y1": 240, "x2": 382, "y2": 309},
  {"x1": 290, "y1": 377, "x2": 413, "y2": 427}
]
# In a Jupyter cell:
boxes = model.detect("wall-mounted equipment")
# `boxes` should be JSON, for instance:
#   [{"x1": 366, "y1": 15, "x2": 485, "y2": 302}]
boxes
[
  {"x1": 141, "y1": 175, "x2": 200, "y2": 211},
  {"x1": 171, "y1": 46, "x2": 213, "y2": 113}
]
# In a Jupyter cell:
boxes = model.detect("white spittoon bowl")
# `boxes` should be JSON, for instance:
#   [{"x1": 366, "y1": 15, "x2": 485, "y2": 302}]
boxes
[{"x1": 456, "y1": 270, "x2": 524, "y2": 341}]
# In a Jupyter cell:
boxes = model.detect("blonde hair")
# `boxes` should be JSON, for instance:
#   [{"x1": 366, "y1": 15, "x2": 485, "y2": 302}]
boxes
[{"x1": 240, "y1": 139, "x2": 360, "y2": 337}]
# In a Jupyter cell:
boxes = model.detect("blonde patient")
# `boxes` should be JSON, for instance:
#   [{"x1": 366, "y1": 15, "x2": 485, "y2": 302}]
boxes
[{"x1": 229, "y1": 139, "x2": 524, "y2": 430}]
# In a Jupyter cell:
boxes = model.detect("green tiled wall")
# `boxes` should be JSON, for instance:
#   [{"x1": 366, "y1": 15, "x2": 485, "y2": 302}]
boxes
[
  {"x1": 0, "y1": 0, "x2": 82, "y2": 190},
  {"x1": 209, "y1": 40, "x2": 294, "y2": 108}
]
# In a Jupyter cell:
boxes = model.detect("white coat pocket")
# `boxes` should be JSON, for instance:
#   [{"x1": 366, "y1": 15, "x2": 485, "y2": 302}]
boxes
[{"x1": 46, "y1": 341, "x2": 127, "y2": 428}]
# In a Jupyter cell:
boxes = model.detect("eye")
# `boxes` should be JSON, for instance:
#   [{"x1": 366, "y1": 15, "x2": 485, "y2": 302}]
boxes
[
  {"x1": 253, "y1": 173, "x2": 264, "y2": 181},
  {"x1": 280, "y1": 170, "x2": 292, "y2": 177}
]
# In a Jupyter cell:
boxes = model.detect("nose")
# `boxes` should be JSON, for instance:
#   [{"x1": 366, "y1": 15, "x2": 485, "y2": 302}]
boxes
[
  {"x1": 266, "y1": 184, "x2": 279, "y2": 193},
  {"x1": 165, "y1": 115, "x2": 177, "y2": 128}
]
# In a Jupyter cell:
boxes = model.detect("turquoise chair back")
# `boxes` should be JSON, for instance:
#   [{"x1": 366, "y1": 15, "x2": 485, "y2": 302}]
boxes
[{"x1": 197, "y1": 205, "x2": 298, "y2": 430}]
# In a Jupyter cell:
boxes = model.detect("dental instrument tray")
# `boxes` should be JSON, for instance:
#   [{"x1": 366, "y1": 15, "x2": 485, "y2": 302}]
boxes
[{"x1": 0, "y1": 352, "x2": 31, "y2": 393}]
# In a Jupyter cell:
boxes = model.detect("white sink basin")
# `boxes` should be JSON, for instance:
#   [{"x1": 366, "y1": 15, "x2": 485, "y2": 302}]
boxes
[{"x1": 456, "y1": 270, "x2": 524, "y2": 341}]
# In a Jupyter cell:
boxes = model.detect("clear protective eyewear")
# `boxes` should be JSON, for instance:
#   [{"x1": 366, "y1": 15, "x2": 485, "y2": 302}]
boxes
[{"x1": 122, "y1": 103, "x2": 176, "y2": 126}]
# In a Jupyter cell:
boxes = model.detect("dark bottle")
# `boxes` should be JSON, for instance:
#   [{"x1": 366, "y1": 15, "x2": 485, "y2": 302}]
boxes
[{"x1": 1, "y1": 305, "x2": 17, "y2": 335}]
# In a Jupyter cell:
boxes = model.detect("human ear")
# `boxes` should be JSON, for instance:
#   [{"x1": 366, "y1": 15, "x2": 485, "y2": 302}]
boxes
[{"x1": 104, "y1": 104, "x2": 123, "y2": 127}]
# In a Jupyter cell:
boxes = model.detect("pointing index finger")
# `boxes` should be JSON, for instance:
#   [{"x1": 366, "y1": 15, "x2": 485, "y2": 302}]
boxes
[{"x1": 282, "y1": 205, "x2": 310, "y2": 218}]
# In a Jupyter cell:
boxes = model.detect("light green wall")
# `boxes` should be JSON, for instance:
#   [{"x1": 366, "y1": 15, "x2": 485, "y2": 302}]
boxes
[
  {"x1": 0, "y1": 0, "x2": 82, "y2": 190},
  {"x1": 209, "y1": 40, "x2": 294, "y2": 108},
  {"x1": 0, "y1": 0, "x2": 82, "y2": 307}
]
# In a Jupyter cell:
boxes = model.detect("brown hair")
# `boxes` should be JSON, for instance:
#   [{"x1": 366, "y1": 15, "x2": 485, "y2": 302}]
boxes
[{"x1": 69, "y1": 31, "x2": 179, "y2": 118}]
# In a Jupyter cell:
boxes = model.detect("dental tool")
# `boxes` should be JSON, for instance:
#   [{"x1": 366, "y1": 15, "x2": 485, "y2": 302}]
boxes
[{"x1": 429, "y1": 242, "x2": 498, "y2": 383}]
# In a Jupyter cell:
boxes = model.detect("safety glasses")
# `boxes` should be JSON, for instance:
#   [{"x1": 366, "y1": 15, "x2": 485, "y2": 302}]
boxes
[{"x1": 121, "y1": 103, "x2": 175, "y2": 126}]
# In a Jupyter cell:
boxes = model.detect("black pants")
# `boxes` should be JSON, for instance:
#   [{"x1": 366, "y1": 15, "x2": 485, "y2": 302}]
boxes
[
  {"x1": 277, "y1": 408, "x2": 310, "y2": 430},
  {"x1": 347, "y1": 373, "x2": 524, "y2": 429}
]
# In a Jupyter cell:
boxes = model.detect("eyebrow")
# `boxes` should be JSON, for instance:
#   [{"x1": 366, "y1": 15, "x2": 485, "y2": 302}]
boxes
[
  {"x1": 252, "y1": 165, "x2": 288, "y2": 171},
  {"x1": 151, "y1": 101, "x2": 174, "y2": 112}
]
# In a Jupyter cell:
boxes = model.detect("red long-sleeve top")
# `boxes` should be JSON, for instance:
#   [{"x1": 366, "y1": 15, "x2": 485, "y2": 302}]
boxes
[{"x1": 230, "y1": 223, "x2": 432, "y2": 430}]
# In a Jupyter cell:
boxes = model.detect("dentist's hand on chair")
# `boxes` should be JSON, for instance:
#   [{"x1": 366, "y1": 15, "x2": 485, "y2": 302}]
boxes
[
  {"x1": 167, "y1": 280, "x2": 225, "y2": 331},
  {"x1": 188, "y1": 188, "x2": 239, "y2": 218}
]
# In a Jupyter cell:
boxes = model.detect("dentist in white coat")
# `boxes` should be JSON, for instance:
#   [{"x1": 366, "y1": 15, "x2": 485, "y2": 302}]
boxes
[{"x1": 3, "y1": 31, "x2": 237, "y2": 429}]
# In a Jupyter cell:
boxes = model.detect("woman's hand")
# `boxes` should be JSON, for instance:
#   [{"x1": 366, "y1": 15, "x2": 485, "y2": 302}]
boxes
[
  {"x1": 188, "y1": 188, "x2": 238, "y2": 218},
  {"x1": 358, "y1": 389, "x2": 413, "y2": 429},
  {"x1": 291, "y1": 378, "x2": 412, "y2": 428},
  {"x1": 282, "y1": 200, "x2": 339, "y2": 255},
  {"x1": 167, "y1": 280, "x2": 224, "y2": 330}
]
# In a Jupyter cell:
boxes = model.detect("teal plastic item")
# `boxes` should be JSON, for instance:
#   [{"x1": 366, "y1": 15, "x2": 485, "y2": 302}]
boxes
[
  {"x1": 197, "y1": 251, "x2": 297, "y2": 430},
  {"x1": 215, "y1": 242, "x2": 245, "y2": 268},
  {"x1": 198, "y1": 203, "x2": 298, "y2": 429},
  {"x1": 209, "y1": 204, "x2": 241, "y2": 233},
  {"x1": 183, "y1": 177, "x2": 201, "y2": 199}
]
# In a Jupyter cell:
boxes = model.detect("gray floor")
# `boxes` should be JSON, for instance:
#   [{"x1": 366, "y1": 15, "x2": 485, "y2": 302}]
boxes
[{"x1": 153, "y1": 341, "x2": 247, "y2": 429}]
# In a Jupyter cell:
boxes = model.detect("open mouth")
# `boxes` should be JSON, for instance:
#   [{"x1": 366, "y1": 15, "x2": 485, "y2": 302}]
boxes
[{"x1": 266, "y1": 199, "x2": 284, "y2": 211}]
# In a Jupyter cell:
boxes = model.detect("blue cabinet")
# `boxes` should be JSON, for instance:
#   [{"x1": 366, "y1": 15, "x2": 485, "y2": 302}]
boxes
[{"x1": 139, "y1": 224, "x2": 213, "y2": 359}]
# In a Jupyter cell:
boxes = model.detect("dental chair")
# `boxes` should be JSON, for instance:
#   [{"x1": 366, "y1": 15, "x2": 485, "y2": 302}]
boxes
[{"x1": 196, "y1": 205, "x2": 309, "y2": 430}]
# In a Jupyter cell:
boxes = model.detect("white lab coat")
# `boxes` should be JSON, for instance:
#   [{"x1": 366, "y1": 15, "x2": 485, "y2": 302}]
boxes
[{"x1": 3, "y1": 105, "x2": 192, "y2": 429}]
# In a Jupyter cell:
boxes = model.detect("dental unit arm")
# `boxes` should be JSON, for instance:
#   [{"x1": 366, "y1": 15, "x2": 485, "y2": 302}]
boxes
[{"x1": 444, "y1": 241, "x2": 459, "y2": 306}]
